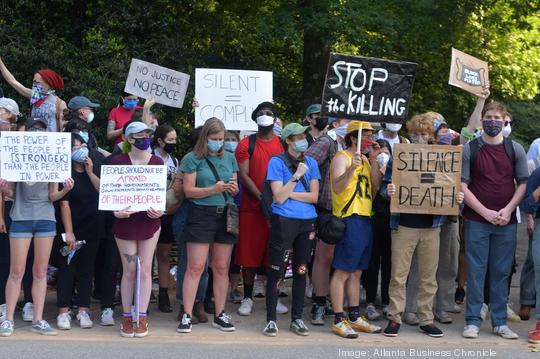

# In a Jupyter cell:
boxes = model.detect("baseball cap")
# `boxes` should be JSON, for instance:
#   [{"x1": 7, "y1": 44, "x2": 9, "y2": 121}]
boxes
[
  {"x1": 124, "y1": 121, "x2": 153, "y2": 138},
  {"x1": 346, "y1": 121, "x2": 375, "y2": 135},
  {"x1": 305, "y1": 104, "x2": 321, "y2": 117},
  {"x1": 68, "y1": 96, "x2": 100, "y2": 111},
  {"x1": 281, "y1": 123, "x2": 310, "y2": 141},
  {"x1": 26, "y1": 117, "x2": 48, "y2": 129},
  {"x1": 0, "y1": 98, "x2": 21, "y2": 116}
]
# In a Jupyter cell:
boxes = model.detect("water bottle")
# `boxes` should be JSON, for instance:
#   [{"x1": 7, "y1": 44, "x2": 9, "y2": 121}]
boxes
[{"x1": 60, "y1": 240, "x2": 86, "y2": 256}]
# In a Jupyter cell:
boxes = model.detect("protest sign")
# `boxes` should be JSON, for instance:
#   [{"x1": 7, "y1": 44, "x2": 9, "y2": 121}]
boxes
[
  {"x1": 448, "y1": 48, "x2": 489, "y2": 97},
  {"x1": 125, "y1": 59, "x2": 190, "y2": 108},
  {"x1": 99, "y1": 165, "x2": 167, "y2": 212},
  {"x1": 0, "y1": 132, "x2": 71, "y2": 182},
  {"x1": 195, "y1": 68, "x2": 273, "y2": 131},
  {"x1": 390, "y1": 144, "x2": 463, "y2": 215},
  {"x1": 321, "y1": 53, "x2": 417, "y2": 124}
]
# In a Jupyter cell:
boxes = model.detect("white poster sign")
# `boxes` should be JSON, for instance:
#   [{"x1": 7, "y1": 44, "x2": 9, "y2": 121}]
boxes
[
  {"x1": 98, "y1": 165, "x2": 167, "y2": 211},
  {"x1": 195, "y1": 68, "x2": 273, "y2": 131},
  {"x1": 0, "y1": 132, "x2": 71, "y2": 182}
]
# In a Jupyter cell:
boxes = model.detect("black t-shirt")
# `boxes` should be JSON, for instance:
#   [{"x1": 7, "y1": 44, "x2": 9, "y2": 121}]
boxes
[{"x1": 399, "y1": 213, "x2": 434, "y2": 228}]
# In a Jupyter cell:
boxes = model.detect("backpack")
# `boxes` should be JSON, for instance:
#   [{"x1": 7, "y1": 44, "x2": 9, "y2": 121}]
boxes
[
  {"x1": 248, "y1": 133, "x2": 257, "y2": 159},
  {"x1": 469, "y1": 137, "x2": 516, "y2": 177}
]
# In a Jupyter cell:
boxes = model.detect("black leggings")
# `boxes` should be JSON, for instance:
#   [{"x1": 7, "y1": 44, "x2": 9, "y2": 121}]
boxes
[
  {"x1": 266, "y1": 215, "x2": 314, "y2": 322},
  {"x1": 364, "y1": 215, "x2": 391, "y2": 305}
]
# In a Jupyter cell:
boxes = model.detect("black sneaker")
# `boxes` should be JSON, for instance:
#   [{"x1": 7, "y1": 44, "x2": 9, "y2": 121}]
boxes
[
  {"x1": 212, "y1": 311, "x2": 235, "y2": 332},
  {"x1": 455, "y1": 287, "x2": 465, "y2": 304},
  {"x1": 383, "y1": 320, "x2": 400, "y2": 337},
  {"x1": 419, "y1": 323, "x2": 444, "y2": 337},
  {"x1": 176, "y1": 313, "x2": 192, "y2": 333}
]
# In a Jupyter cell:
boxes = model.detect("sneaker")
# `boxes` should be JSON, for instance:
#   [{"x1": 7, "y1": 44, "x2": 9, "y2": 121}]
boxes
[
  {"x1": 383, "y1": 320, "x2": 400, "y2": 337},
  {"x1": 276, "y1": 299, "x2": 288, "y2": 314},
  {"x1": 333, "y1": 320, "x2": 358, "y2": 338},
  {"x1": 290, "y1": 318, "x2": 309, "y2": 336},
  {"x1": 22, "y1": 302, "x2": 33, "y2": 322},
  {"x1": 253, "y1": 277, "x2": 265, "y2": 298},
  {"x1": 419, "y1": 323, "x2": 444, "y2": 337},
  {"x1": 263, "y1": 320, "x2": 278, "y2": 337},
  {"x1": 349, "y1": 316, "x2": 382, "y2": 333},
  {"x1": 311, "y1": 304, "x2": 326, "y2": 326},
  {"x1": 238, "y1": 298, "x2": 253, "y2": 316},
  {"x1": 435, "y1": 311, "x2": 453, "y2": 324},
  {"x1": 212, "y1": 311, "x2": 235, "y2": 332},
  {"x1": 77, "y1": 311, "x2": 93, "y2": 329},
  {"x1": 0, "y1": 303, "x2": 6, "y2": 323},
  {"x1": 31, "y1": 320, "x2": 57, "y2": 336},
  {"x1": 403, "y1": 312, "x2": 419, "y2": 326},
  {"x1": 56, "y1": 312, "x2": 72, "y2": 330},
  {"x1": 455, "y1": 287, "x2": 465, "y2": 304},
  {"x1": 134, "y1": 316, "x2": 148, "y2": 338},
  {"x1": 120, "y1": 316, "x2": 134, "y2": 338},
  {"x1": 462, "y1": 324, "x2": 480, "y2": 339},
  {"x1": 480, "y1": 303, "x2": 489, "y2": 321},
  {"x1": 528, "y1": 322, "x2": 540, "y2": 344},
  {"x1": 520, "y1": 305, "x2": 532, "y2": 321},
  {"x1": 507, "y1": 305, "x2": 521, "y2": 322},
  {"x1": 493, "y1": 325, "x2": 519, "y2": 339},
  {"x1": 0, "y1": 320, "x2": 14, "y2": 337},
  {"x1": 176, "y1": 313, "x2": 192, "y2": 333},
  {"x1": 193, "y1": 301, "x2": 208, "y2": 323},
  {"x1": 448, "y1": 304, "x2": 462, "y2": 314},
  {"x1": 229, "y1": 289, "x2": 243, "y2": 304},
  {"x1": 365, "y1": 304, "x2": 381, "y2": 321},
  {"x1": 100, "y1": 308, "x2": 115, "y2": 326}
]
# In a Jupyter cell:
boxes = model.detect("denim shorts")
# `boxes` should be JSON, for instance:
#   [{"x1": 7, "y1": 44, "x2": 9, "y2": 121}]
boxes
[{"x1": 10, "y1": 220, "x2": 56, "y2": 238}]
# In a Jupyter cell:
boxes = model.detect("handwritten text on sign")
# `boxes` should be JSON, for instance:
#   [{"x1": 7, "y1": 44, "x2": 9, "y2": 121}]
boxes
[
  {"x1": 195, "y1": 68, "x2": 273, "y2": 131},
  {"x1": 390, "y1": 144, "x2": 463, "y2": 215},
  {"x1": 0, "y1": 132, "x2": 71, "y2": 182},
  {"x1": 448, "y1": 48, "x2": 489, "y2": 97},
  {"x1": 321, "y1": 53, "x2": 417, "y2": 124},
  {"x1": 125, "y1": 59, "x2": 190, "y2": 108},
  {"x1": 99, "y1": 165, "x2": 167, "y2": 212}
]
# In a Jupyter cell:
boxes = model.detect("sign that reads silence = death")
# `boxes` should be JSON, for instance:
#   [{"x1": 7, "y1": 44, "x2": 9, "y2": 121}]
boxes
[
  {"x1": 321, "y1": 53, "x2": 417, "y2": 124},
  {"x1": 99, "y1": 165, "x2": 167, "y2": 212},
  {"x1": 390, "y1": 144, "x2": 463, "y2": 216},
  {"x1": 125, "y1": 59, "x2": 190, "y2": 108},
  {"x1": 448, "y1": 48, "x2": 489, "y2": 97},
  {"x1": 195, "y1": 68, "x2": 273, "y2": 131},
  {"x1": 0, "y1": 132, "x2": 71, "y2": 182}
]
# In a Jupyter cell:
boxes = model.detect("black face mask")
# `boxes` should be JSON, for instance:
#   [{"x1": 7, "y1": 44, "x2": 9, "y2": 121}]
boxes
[
  {"x1": 258, "y1": 124, "x2": 274, "y2": 135},
  {"x1": 163, "y1": 143, "x2": 176, "y2": 154},
  {"x1": 314, "y1": 117, "x2": 328, "y2": 131}
]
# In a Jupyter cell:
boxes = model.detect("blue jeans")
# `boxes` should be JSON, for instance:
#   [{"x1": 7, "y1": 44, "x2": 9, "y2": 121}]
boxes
[
  {"x1": 465, "y1": 219, "x2": 517, "y2": 327},
  {"x1": 531, "y1": 220, "x2": 540, "y2": 319},
  {"x1": 521, "y1": 234, "x2": 536, "y2": 306},
  {"x1": 174, "y1": 201, "x2": 208, "y2": 302}
]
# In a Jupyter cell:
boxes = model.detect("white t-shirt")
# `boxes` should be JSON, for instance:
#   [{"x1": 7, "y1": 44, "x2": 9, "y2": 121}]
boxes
[{"x1": 376, "y1": 130, "x2": 409, "y2": 152}]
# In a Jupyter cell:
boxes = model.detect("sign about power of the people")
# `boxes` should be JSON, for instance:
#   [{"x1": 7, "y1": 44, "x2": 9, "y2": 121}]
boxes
[
  {"x1": 125, "y1": 59, "x2": 190, "y2": 108},
  {"x1": 99, "y1": 165, "x2": 167, "y2": 212},
  {"x1": 0, "y1": 132, "x2": 71, "y2": 182},
  {"x1": 448, "y1": 48, "x2": 489, "y2": 97},
  {"x1": 195, "y1": 68, "x2": 273, "y2": 131},
  {"x1": 390, "y1": 144, "x2": 463, "y2": 216},
  {"x1": 321, "y1": 53, "x2": 417, "y2": 124}
]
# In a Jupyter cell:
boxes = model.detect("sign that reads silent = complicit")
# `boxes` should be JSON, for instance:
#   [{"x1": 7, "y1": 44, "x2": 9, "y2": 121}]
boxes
[
  {"x1": 125, "y1": 59, "x2": 190, "y2": 108},
  {"x1": 195, "y1": 68, "x2": 273, "y2": 131},
  {"x1": 321, "y1": 53, "x2": 417, "y2": 124},
  {"x1": 98, "y1": 165, "x2": 167, "y2": 212},
  {"x1": 0, "y1": 132, "x2": 71, "y2": 182},
  {"x1": 390, "y1": 144, "x2": 463, "y2": 216}
]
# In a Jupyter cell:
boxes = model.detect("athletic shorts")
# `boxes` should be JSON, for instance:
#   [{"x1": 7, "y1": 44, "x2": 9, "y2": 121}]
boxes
[
  {"x1": 158, "y1": 214, "x2": 175, "y2": 244},
  {"x1": 183, "y1": 204, "x2": 237, "y2": 245},
  {"x1": 10, "y1": 220, "x2": 56, "y2": 238},
  {"x1": 332, "y1": 215, "x2": 373, "y2": 272}
]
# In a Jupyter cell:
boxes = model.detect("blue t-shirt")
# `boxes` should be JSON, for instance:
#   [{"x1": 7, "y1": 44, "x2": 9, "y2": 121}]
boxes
[{"x1": 266, "y1": 155, "x2": 320, "y2": 219}]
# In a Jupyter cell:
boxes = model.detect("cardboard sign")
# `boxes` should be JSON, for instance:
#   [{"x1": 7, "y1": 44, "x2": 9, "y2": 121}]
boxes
[
  {"x1": 195, "y1": 68, "x2": 273, "y2": 131},
  {"x1": 390, "y1": 144, "x2": 463, "y2": 215},
  {"x1": 98, "y1": 165, "x2": 167, "y2": 211},
  {"x1": 321, "y1": 53, "x2": 417, "y2": 124},
  {"x1": 124, "y1": 58, "x2": 190, "y2": 108},
  {"x1": 448, "y1": 48, "x2": 489, "y2": 96},
  {"x1": 0, "y1": 132, "x2": 71, "y2": 182}
]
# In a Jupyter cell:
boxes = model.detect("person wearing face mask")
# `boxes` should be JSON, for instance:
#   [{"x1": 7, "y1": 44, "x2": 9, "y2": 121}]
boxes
[
  {"x1": 460, "y1": 101, "x2": 528, "y2": 340},
  {"x1": 0, "y1": 98, "x2": 21, "y2": 127},
  {"x1": 261, "y1": 123, "x2": 320, "y2": 337},
  {"x1": 327, "y1": 118, "x2": 352, "y2": 151},
  {"x1": 177, "y1": 118, "x2": 239, "y2": 334},
  {"x1": 107, "y1": 90, "x2": 139, "y2": 145},
  {"x1": 376, "y1": 122, "x2": 410, "y2": 152},
  {"x1": 150, "y1": 124, "x2": 179, "y2": 314},
  {"x1": 235, "y1": 102, "x2": 284, "y2": 317},
  {"x1": 110, "y1": 121, "x2": 164, "y2": 338},
  {"x1": 304, "y1": 104, "x2": 326, "y2": 146},
  {"x1": 67, "y1": 96, "x2": 100, "y2": 125},
  {"x1": 0, "y1": 58, "x2": 66, "y2": 132},
  {"x1": 273, "y1": 117, "x2": 284, "y2": 137},
  {"x1": 55, "y1": 133, "x2": 101, "y2": 331}
]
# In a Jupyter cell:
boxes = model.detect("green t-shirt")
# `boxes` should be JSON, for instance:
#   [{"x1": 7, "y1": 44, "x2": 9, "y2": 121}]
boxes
[{"x1": 180, "y1": 151, "x2": 239, "y2": 206}]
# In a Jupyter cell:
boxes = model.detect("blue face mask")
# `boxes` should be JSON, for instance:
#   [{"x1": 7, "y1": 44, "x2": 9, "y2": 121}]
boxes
[
  {"x1": 224, "y1": 141, "x2": 238, "y2": 153},
  {"x1": 208, "y1": 139, "x2": 224, "y2": 152},
  {"x1": 294, "y1": 139, "x2": 309, "y2": 153},
  {"x1": 79, "y1": 131, "x2": 89, "y2": 144},
  {"x1": 123, "y1": 99, "x2": 138, "y2": 110},
  {"x1": 273, "y1": 123, "x2": 283, "y2": 136},
  {"x1": 71, "y1": 147, "x2": 89, "y2": 163}
]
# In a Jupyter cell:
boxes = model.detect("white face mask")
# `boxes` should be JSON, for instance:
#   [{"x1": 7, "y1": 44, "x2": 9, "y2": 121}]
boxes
[
  {"x1": 376, "y1": 152, "x2": 390, "y2": 168},
  {"x1": 385, "y1": 123, "x2": 402, "y2": 132},
  {"x1": 86, "y1": 111, "x2": 94, "y2": 124},
  {"x1": 502, "y1": 123, "x2": 512, "y2": 138},
  {"x1": 333, "y1": 124, "x2": 348, "y2": 139},
  {"x1": 256, "y1": 115, "x2": 274, "y2": 127}
]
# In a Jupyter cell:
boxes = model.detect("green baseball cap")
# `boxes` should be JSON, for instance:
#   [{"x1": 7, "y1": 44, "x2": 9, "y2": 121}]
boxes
[
  {"x1": 305, "y1": 104, "x2": 321, "y2": 117},
  {"x1": 281, "y1": 123, "x2": 310, "y2": 141}
]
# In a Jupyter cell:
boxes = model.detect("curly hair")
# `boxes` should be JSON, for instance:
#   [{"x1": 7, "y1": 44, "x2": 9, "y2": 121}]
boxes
[{"x1": 406, "y1": 113, "x2": 435, "y2": 136}]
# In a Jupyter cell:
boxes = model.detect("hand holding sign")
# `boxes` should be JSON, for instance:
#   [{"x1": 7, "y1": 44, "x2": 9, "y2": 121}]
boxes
[
  {"x1": 352, "y1": 153, "x2": 363, "y2": 168},
  {"x1": 114, "y1": 206, "x2": 135, "y2": 219},
  {"x1": 146, "y1": 207, "x2": 163, "y2": 219}
]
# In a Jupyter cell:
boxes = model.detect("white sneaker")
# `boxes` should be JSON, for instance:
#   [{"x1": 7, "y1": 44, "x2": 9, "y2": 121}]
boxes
[
  {"x1": 365, "y1": 304, "x2": 381, "y2": 321},
  {"x1": 100, "y1": 308, "x2": 115, "y2": 326},
  {"x1": 462, "y1": 324, "x2": 480, "y2": 339},
  {"x1": 506, "y1": 305, "x2": 521, "y2": 322},
  {"x1": 238, "y1": 298, "x2": 254, "y2": 316},
  {"x1": 56, "y1": 312, "x2": 72, "y2": 330},
  {"x1": 493, "y1": 325, "x2": 519, "y2": 339},
  {"x1": 480, "y1": 303, "x2": 489, "y2": 321},
  {"x1": 253, "y1": 278, "x2": 265, "y2": 298},
  {"x1": 22, "y1": 302, "x2": 34, "y2": 322},
  {"x1": 0, "y1": 303, "x2": 6, "y2": 323},
  {"x1": 276, "y1": 299, "x2": 288, "y2": 314},
  {"x1": 77, "y1": 311, "x2": 93, "y2": 329}
]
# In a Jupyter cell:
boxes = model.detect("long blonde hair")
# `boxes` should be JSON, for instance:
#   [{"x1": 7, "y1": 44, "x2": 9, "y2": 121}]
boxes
[{"x1": 193, "y1": 117, "x2": 226, "y2": 159}]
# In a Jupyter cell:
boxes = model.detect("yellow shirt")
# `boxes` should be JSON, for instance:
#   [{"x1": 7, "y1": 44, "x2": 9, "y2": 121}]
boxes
[{"x1": 331, "y1": 150, "x2": 372, "y2": 218}]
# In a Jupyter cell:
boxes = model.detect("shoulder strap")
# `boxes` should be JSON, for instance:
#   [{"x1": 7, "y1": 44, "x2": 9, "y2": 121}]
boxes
[
  {"x1": 322, "y1": 134, "x2": 337, "y2": 160},
  {"x1": 503, "y1": 137, "x2": 516, "y2": 177},
  {"x1": 469, "y1": 138, "x2": 482, "y2": 169},
  {"x1": 277, "y1": 153, "x2": 310, "y2": 192},
  {"x1": 205, "y1": 158, "x2": 228, "y2": 202},
  {"x1": 248, "y1": 134, "x2": 257, "y2": 159}
]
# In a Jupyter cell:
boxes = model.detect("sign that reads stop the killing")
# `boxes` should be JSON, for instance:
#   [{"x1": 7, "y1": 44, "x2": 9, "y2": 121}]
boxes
[
  {"x1": 321, "y1": 53, "x2": 417, "y2": 124},
  {"x1": 390, "y1": 144, "x2": 463, "y2": 216}
]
